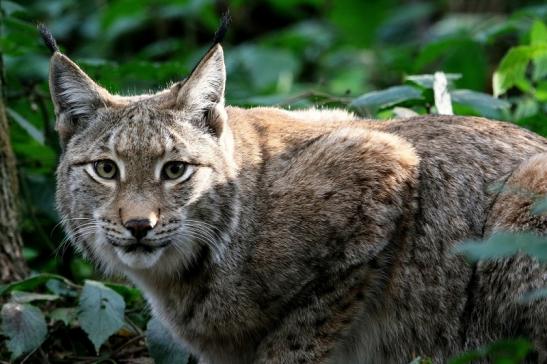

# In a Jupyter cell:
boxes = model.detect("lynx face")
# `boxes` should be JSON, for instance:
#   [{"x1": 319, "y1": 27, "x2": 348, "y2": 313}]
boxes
[{"x1": 53, "y1": 45, "x2": 239, "y2": 275}]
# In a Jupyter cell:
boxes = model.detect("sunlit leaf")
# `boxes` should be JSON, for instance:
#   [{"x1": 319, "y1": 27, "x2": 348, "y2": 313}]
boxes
[
  {"x1": 531, "y1": 20, "x2": 547, "y2": 81},
  {"x1": 530, "y1": 20, "x2": 547, "y2": 45},
  {"x1": 493, "y1": 44, "x2": 547, "y2": 96}
]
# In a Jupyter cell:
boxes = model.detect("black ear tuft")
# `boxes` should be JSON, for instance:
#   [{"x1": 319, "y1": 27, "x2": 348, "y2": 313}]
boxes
[
  {"x1": 37, "y1": 23, "x2": 59, "y2": 54},
  {"x1": 212, "y1": 11, "x2": 231, "y2": 45}
]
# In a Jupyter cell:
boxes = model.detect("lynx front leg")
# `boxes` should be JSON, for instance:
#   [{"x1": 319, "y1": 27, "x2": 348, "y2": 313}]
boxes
[{"x1": 255, "y1": 274, "x2": 368, "y2": 364}]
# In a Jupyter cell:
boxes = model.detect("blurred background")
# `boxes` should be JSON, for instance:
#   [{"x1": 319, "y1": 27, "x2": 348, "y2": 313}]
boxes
[{"x1": 2, "y1": 1, "x2": 547, "y2": 362}]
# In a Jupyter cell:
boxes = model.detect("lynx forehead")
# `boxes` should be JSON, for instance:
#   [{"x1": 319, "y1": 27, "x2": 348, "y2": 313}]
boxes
[{"x1": 43, "y1": 21, "x2": 547, "y2": 364}]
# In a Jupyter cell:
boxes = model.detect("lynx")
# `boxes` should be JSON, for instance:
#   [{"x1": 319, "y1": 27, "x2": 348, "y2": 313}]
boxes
[{"x1": 40, "y1": 21, "x2": 547, "y2": 363}]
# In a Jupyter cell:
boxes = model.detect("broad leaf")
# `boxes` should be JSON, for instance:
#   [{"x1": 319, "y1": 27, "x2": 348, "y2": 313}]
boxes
[
  {"x1": 49, "y1": 307, "x2": 78, "y2": 326},
  {"x1": 351, "y1": 85, "x2": 423, "y2": 111},
  {"x1": 1, "y1": 303, "x2": 48, "y2": 360},
  {"x1": 449, "y1": 338, "x2": 531, "y2": 364},
  {"x1": 531, "y1": 20, "x2": 547, "y2": 81},
  {"x1": 78, "y1": 280, "x2": 125, "y2": 353},
  {"x1": 532, "y1": 196, "x2": 547, "y2": 215},
  {"x1": 46, "y1": 279, "x2": 78, "y2": 298},
  {"x1": 455, "y1": 231, "x2": 547, "y2": 262},
  {"x1": 146, "y1": 317, "x2": 190, "y2": 364},
  {"x1": 514, "y1": 97, "x2": 539, "y2": 121},
  {"x1": 519, "y1": 288, "x2": 547, "y2": 303},
  {"x1": 451, "y1": 89, "x2": 510, "y2": 118},
  {"x1": 493, "y1": 44, "x2": 547, "y2": 96}
]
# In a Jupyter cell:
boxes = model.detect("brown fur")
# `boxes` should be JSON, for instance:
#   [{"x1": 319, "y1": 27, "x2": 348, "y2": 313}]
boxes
[{"x1": 49, "y1": 42, "x2": 547, "y2": 363}]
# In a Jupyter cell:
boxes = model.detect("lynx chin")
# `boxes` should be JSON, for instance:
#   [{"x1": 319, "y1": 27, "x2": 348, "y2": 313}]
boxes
[{"x1": 41, "y1": 19, "x2": 546, "y2": 364}]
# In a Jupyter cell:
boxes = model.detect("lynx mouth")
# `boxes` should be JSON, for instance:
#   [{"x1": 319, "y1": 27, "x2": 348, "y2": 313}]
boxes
[{"x1": 110, "y1": 240, "x2": 171, "y2": 254}]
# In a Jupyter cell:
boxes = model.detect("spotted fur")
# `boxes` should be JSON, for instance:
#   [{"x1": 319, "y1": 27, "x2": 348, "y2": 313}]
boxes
[{"x1": 49, "y1": 40, "x2": 547, "y2": 363}]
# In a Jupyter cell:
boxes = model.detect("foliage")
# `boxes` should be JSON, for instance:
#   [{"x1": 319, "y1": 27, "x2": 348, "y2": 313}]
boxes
[
  {"x1": 0, "y1": 273, "x2": 188, "y2": 362},
  {"x1": 1, "y1": 302, "x2": 47, "y2": 360},
  {"x1": 449, "y1": 339, "x2": 533, "y2": 364},
  {"x1": 456, "y1": 231, "x2": 547, "y2": 262},
  {"x1": 1, "y1": 0, "x2": 547, "y2": 362}
]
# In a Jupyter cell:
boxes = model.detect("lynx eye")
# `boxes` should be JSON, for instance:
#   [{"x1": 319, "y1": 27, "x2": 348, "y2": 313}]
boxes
[
  {"x1": 162, "y1": 161, "x2": 188, "y2": 180},
  {"x1": 93, "y1": 160, "x2": 118, "y2": 180}
]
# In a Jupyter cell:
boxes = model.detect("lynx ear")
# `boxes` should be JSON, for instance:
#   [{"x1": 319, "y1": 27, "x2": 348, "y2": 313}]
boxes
[
  {"x1": 175, "y1": 44, "x2": 226, "y2": 136},
  {"x1": 49, "y1": 53, "x2": 113, "y2": 146}
]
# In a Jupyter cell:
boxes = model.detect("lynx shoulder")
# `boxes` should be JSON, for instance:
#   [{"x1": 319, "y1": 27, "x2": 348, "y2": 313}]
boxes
[{"x1": 41, "y1": 23, "x2": 547, "y2": 363}]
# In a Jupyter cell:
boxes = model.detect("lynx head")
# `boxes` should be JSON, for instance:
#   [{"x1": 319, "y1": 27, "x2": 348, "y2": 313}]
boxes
[{"x1": 45, "y1": 24, "x2": 239, "y2": 276}]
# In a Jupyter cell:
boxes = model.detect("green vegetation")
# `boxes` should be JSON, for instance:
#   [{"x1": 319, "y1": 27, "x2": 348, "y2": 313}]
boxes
[{"x1": 1, "y1": 0, "x2": 546, "y2": 362}]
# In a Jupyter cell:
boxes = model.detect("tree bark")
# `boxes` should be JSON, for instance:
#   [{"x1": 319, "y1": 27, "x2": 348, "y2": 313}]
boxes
[{"x1": 0, "y1": 66, "x2": 28, "y2": 283}]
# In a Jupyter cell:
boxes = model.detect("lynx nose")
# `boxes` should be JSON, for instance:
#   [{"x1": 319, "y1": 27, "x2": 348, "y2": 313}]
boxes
[{"x1": 124, "y1": 219, "x2": 154, "y2": 241}]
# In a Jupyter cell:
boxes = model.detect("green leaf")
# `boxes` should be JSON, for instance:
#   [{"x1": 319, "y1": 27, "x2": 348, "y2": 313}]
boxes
[
  {"x1": 146, "y1": 318, "x2": 190, "y2": 364},
  {"x1": 1, "y1": 1, "x2": 25, "y2": 16},
  {"x1": 493, "y1": 44, "x2": 547, "y2": 96},
  {"x1": 519, "y1": 288, "x2": 547, "y2": 303},
  {"x1": 228, "y1": 45, "x2": 300, "y2": 93},
  {"x1": 350, "y1": 85, "x2": 423, "y2": 111},
  {"x1": 1, "y1": 303, "x2": 48, "y2": 360},
  {"x1": 405, "y1": 73, "x2": 461, "y2": 89},
  {"x1": 449, "y1": 339, "x2": 531, "y2": 364},
  {"x1": 514, "y1": 97, "x2": 539, "y2": 121},
  {"x1": 531, "y1": 21, "x2": 547, "y2": 81},
  {"x1": 46, "y1": 279, "x2": 78, "y2": 298},
  {"x1": 0, "y1": 273, "x2": 76, "y2": 296},
  {"x1": 104, "y1": 282, "x2": 143, "y2": 305},
  {"x1": 535, "y1": 81, "x2": 547, "y2": 101},
  {"x1": 79, "y1": 280, "x2": 126, "y2": 353},
  {"x1": 6, "y1": 108, "x2": 44, "y2": 145},
  {"x1": 49, "y1": 307, "x2": 78, "y2": 326},
  {"x1": 451, "y1": 89, "x2": 510, "y2": 118},
  {"x1": 455, "y1": 231, "x2": 547, "y2": 262},
  {"x1": 11, "y1": 291, "x2": 60, "y2": 304},
  {"x1": 531, "y1": 20, "x2": 547, "y2": 46},
  {"x1": 532, "y1": 196, "x2": 547, "y2": 215}
]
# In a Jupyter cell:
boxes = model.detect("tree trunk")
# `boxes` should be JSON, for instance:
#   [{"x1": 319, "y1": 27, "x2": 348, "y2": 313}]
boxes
[{"x1": 0, "y1": 66, "x2": 28, "y2": 283}]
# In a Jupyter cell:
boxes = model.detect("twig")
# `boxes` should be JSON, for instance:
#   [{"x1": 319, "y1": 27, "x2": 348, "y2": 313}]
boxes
[{"x1": 113, "y1": 334, "x2": 145, "y2": 353}]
